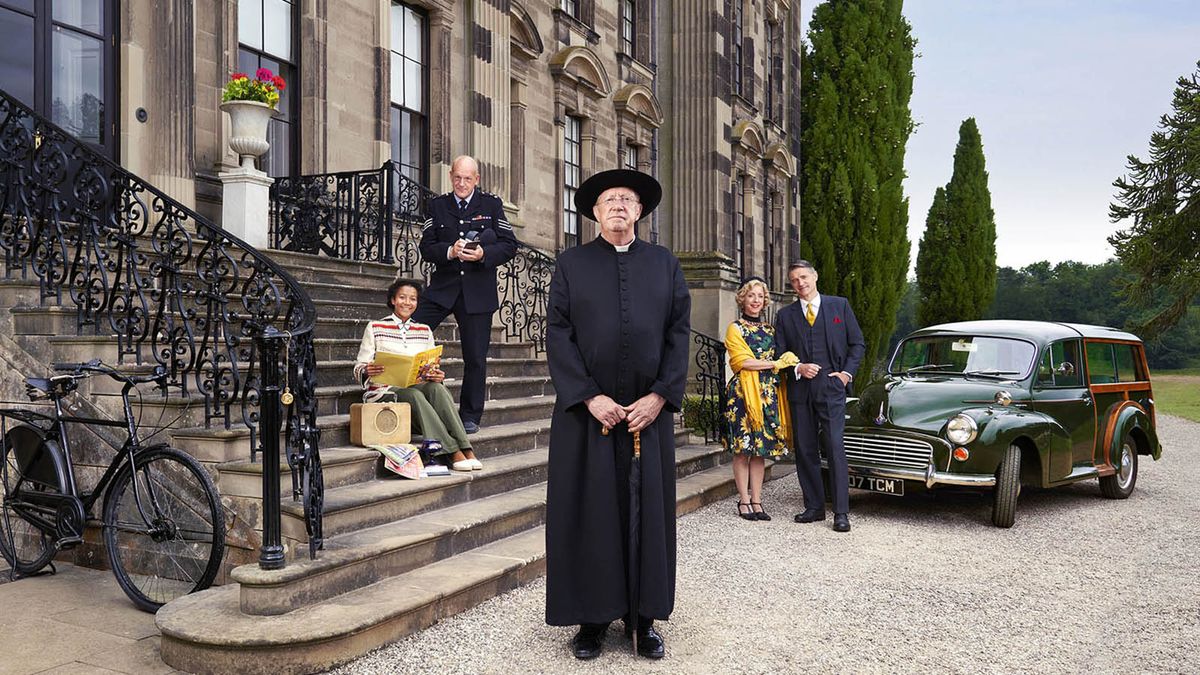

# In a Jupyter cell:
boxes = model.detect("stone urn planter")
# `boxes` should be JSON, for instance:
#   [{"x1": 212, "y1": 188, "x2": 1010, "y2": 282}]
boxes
[{"x1": 221, "y1": 99, "x2": 276, "y2": 168}]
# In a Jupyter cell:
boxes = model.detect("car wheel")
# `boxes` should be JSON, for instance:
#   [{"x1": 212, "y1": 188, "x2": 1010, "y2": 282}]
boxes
[
  {"x1": 1099, "y1": 431, "x2": 1138, "y2": 499},
  {"x1": 991, "y1": 444, "x2": 1021, "y2": 528}
]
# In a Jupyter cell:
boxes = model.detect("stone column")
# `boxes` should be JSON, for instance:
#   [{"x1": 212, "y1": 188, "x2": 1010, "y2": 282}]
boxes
[
  {"x1": 120, "y1": 0, "x2": 196, "y2": 208},
  {"x1": 468, "y1": 0, "x2": 512, "y2": 200}
]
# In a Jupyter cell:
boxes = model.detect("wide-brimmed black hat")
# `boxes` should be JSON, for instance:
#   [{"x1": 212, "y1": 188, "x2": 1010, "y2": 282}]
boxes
[{"x1": 574, "y1": 169, "x2": 662, "y2": 221}]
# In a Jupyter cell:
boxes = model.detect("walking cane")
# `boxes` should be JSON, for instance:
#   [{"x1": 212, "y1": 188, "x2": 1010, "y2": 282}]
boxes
[{"x1": 601, "y1": 422, "x2": 643, "y2": 654}]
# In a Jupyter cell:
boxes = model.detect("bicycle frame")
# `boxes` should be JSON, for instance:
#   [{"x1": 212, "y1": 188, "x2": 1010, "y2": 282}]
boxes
[{"x1": 1, "y1": 374, "x2": 164, "y2": 548}]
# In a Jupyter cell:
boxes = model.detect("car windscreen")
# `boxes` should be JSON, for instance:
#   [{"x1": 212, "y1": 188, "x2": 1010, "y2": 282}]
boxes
[{"x1": 890, "y1": 336, "x2": 1037, "y2": 379}]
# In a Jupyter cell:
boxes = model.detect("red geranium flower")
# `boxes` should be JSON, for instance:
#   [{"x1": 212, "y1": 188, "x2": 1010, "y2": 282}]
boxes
[
  {"x1": 272, "y1": 75, "x2": 286, "y2": 90},
  {"x1": 231, "y1": 72, "x2": 248, "y2": 81},
  {"x1": 256, "y1": 67, "x2": 274, "y2": 81}
]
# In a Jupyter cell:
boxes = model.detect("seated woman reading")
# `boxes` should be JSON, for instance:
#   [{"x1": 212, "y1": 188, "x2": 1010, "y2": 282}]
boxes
[{"x1": 354, "y1": 278, "x2": 482, "y2": 472}]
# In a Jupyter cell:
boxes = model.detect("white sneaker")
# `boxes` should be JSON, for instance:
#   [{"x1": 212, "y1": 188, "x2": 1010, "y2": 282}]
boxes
[
  {"x1": 468, "y1": 458, "x2": 483, "y2": 471},
  {"x1": 451, "y1": 460, "x2": 474, "y2": 472}
]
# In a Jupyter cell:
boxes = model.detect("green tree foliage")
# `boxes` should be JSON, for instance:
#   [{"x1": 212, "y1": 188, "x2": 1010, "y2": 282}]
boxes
[
  {"x1": 800, "y1": 0, "x2": 916, "y2": 370},
  {"x1": 1109, "y1": 61, "x2": 1200, "y2": 339},
  {"x1": 982, "y1": 260, "x2": 1200, "y2": 369},
  {"x1": 915, "y1": 118, "x2": 996, "y2": 326}
]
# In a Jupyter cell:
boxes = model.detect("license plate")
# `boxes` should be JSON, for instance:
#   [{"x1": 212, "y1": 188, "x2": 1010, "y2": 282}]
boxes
[{"x1": 847, "y1": 472, "x2": 904, "y2": 496}]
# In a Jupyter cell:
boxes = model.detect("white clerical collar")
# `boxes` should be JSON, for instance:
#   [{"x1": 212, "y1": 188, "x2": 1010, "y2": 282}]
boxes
[{"x1": 614, "y1": 242, "x2": 633, "y2": 252}]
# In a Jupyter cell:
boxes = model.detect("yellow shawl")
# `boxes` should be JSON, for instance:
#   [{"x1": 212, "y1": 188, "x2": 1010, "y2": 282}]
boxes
[{"x1": 725, "y1": 322, "x2": 792, "y2": 440}]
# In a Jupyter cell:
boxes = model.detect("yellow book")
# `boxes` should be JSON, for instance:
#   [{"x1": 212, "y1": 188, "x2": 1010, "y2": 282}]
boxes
[{"x1": 372, "y1": 346, "x2": 443, "y2": 388}]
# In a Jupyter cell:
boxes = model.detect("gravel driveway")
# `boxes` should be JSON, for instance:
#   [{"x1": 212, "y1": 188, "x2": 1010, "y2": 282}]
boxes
[{"x1": 333, "y1": 414, "x2": 1200, "y2": 674}]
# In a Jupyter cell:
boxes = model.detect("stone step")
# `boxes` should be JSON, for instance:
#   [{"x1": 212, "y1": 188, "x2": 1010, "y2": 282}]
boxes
[
  {"x1": 243, "y1": 444, "x2": 727, "y2": 610},
  {"x1": 314, "y1": 358, "x2": 549, "y2": 388},
  {"x1": 264, "y1": 249, "x2": 400, "y2": 285},
  {"x1": 281, "y1": 448, "x2": 550, "y2": 540},
  {"x1": 312, "y1": 336, "x2": 535, "y2": 362},
  {"x1": 315, "y1": 374, "x2": 554, "y2": 417},
  {"x1": 279, "y1": 432, "x2": 706, "y2": 544},
  {"x1": 157, "y1": 454, "x2": 760, "y2": 675},
  {"x1": 215, "y1": 425, "x2": 692, "y2": 501}
]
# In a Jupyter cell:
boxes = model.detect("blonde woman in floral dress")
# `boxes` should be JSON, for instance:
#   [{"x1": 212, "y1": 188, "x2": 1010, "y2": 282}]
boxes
[{"x1": 723, "y1": 278, "x2": 797, "y2": 521}]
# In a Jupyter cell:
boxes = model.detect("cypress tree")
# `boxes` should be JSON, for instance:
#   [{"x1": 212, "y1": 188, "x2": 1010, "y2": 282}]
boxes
[
  {"x1": 915, "y1": 187, "x2": 967, "y2": 326},
  {"x1": 800, "y1": 0, "x2": 916, "y2": 372},
  {"x1": 915, "y1": 118, "x2": 997, "y2": 324}
]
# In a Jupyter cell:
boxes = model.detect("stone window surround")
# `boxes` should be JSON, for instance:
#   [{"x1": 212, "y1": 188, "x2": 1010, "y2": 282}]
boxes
[{"x1": 549, "y1": 45, "x2": 611, "y2": 251}]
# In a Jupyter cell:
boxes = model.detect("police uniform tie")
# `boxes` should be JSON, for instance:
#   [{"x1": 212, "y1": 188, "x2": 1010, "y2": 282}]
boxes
[
  {"x1": 458, "y1": 199, "x2": 468, "y2": 211},
  {"x1": 806, "y1": 302, "x2": 816, "y2": 326}
]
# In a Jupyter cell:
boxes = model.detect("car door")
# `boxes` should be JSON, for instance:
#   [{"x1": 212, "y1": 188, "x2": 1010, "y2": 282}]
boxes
[{"x1": 1031, "y1": 339, "x2": 1094, "y2": 480}]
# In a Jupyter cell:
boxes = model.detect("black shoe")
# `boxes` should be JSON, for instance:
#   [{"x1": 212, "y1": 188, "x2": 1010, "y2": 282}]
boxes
[
  {"x1": 463, "y1": 420, "x2": 479, "y2": 434},
  {"x1": 793, "y1": 508, "x2": 827, "y2": 523},
  {"x1": 751, "y1": 502, "x2": 771, "y2": 521},
  {"x1": 736, "y1": 501, "x2": 756, "y2": 521},
  {"x1": 623, "y1": 619, "x2": 665, "y2": 659},
  {"x1": 833, "y1": 513, "x2": 851, "y2": 532},
  {"x1": 572, "y1": 623, "x2": 608, "y2": 660}
]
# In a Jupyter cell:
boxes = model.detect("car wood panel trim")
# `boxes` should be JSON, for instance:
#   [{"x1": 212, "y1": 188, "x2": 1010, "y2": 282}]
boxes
[{"x1": 1098, "y1": 399, "x2": 1145, "y2": 470}]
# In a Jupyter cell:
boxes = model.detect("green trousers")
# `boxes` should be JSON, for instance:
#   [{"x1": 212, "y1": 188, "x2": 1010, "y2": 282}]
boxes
[{"x1": 378, "y1": 382, "x2": 472, "y2": 456}]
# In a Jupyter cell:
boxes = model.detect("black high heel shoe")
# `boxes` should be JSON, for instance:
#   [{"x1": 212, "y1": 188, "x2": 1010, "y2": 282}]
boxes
[
  {"x1": 751, "y1": 502, "x2": 771, "y2": 521},
  {"x1": 736, "y1": 502, "x2": 756, "y2": 521}
]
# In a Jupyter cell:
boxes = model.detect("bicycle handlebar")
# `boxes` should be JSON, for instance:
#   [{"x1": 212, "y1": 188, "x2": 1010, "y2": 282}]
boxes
[{"x1": 53, "y1": 359, "x2": 169, "y2": 387}]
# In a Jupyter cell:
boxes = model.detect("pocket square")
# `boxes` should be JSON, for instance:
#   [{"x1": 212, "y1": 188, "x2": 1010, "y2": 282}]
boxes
[{"x1": 834, "y1": 316, "x2": 843, "y2": 324}]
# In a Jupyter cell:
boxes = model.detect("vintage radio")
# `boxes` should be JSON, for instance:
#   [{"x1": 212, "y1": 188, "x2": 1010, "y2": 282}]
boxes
[{"x1": 350, "y1": 402, "x2": 412, "y2": 446}]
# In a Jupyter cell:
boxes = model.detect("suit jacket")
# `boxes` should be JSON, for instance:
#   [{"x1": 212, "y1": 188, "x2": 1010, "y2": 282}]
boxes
[
  {"x1": 419, "y1": 188, "x2": 518, "y2": 314},
  {"x1": 774, "y1": 294, "x2": 866, "y2": 403}
]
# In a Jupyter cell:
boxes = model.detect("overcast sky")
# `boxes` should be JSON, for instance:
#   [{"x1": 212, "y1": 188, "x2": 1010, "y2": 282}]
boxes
[{"x1": 800, "y1": 1, "x2": 1200, "y2": 273}]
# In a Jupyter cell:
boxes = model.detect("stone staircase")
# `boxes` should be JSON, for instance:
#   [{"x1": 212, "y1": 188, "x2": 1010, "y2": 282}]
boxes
[{"x1": 1, "y1": 248, "x2": 766, "y2": 674}]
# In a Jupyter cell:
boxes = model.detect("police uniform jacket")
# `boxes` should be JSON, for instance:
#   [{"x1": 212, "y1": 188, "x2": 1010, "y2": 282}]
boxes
[{"x1": 419, "y1": 189, "x2": 518, "y2": 314}]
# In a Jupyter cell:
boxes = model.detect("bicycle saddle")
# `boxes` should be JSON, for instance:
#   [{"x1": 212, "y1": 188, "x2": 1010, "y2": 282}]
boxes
[{"x1": 25, "y1": 377, "x2": 52, "y2": 395}]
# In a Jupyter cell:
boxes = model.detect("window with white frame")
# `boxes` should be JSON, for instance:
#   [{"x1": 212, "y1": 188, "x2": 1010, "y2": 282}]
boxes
[
  {"x1": 620, "y1": 0, "x2": 635, "y2": 56},
  {"x1": 624, "y1": 144, "x2": 639, "y2": 171},
  {"x1": 238, "y1": 0, "x2": 298, "y2": 177},
  {"x1": 389, "y1": 1, "x2": 427, "y2": 187},
  {"x1": 563, "y1": 116, "x2": 582, "y2": 248},
  {"x1": 561, "y1": 0, "x2": 578, "y2": 19}
]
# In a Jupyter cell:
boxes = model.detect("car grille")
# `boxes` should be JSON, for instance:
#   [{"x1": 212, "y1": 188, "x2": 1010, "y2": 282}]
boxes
[{"x1": 844, "y1": 433, "x2": 933, "y2": 470}]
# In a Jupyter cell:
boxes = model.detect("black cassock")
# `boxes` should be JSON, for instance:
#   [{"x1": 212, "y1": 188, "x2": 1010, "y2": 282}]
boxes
[{"x1": 544, "y1": 236, "x2": 691, "y2": 626}]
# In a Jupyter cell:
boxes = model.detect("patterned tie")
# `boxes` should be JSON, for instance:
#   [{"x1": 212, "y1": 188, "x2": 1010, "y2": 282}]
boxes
[
  {"x1": 806, "y1": 302, "x2": 816, "y2": 326},
  {"x1": 458, "y1": 199, "x2": 468, "y2": 211}
]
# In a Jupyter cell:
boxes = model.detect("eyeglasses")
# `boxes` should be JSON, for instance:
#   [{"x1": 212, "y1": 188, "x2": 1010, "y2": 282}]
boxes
[{"x1": 599, "y1": 195, "x2": 640, "y2": 206}]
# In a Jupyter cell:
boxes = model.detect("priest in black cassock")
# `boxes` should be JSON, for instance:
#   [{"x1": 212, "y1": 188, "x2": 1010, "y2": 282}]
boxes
[{"x1": 544, "y1": 169, "x2": 691, "y2": 661}]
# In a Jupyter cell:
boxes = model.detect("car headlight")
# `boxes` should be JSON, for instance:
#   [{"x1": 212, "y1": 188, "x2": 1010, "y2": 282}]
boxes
[{"x1": 946, "y1": 413, "x2": 978, "y2": 445}]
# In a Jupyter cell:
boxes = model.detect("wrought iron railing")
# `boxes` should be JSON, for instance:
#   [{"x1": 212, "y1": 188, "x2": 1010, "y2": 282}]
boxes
[
  {"x1": 269, "y1": 161, "x2": 436, "y2": 270},
  {"x1": 690, "y1": 330, "x2": 727, "y2": 444},
  {"x1": 270, "y1": 163, "x2": 554, "y2": 355},
  {"x1": 0, "y1": 88, "x2": 322, "y2": 565}
]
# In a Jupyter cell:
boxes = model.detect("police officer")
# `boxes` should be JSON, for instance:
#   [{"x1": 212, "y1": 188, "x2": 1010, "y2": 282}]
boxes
[{"x1": 414, "y1": 155, "x2": 518, "y2": 433}]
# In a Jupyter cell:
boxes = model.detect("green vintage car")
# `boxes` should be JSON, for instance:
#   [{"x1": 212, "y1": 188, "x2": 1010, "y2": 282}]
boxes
[{"x1": 839, "y1": 320, "x2": 1162, "y2": 527}]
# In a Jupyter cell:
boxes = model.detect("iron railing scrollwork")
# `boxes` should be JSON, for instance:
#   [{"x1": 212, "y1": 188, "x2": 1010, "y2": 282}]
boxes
[
  {"x1": 690, "y1": 330, "x2": 727, "y2": 445},
  {"x1": 0, "y1": 88, "x2": 323, "y2": 565},
  {"x1": 269, "y1": 161, "x2": 436, "y2": 271},
  {"x1": 270, "y1": 164, "x2": 554, "y2": 355},
  {"x1": 497, "y1": 243, "x2": 554, "y2": 355}
]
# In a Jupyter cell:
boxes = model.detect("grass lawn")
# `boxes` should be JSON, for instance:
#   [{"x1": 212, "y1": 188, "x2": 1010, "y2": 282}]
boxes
[{"x1": 1152, "y1": 369, "x2": 1200, "y2": 423}]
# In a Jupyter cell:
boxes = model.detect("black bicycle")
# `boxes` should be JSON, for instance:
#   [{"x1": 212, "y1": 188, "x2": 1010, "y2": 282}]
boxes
[{"x1": 0, "y1": 359, "x2": 224, "y2": 612}]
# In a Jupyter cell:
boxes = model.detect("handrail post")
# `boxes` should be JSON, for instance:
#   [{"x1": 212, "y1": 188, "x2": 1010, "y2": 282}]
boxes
[
  {"x1": 382, "y1": 161, "x2": 396, "y2": 265},
  {"x1": 258, "y1": 326, "x2": 286, "y2": 570}
]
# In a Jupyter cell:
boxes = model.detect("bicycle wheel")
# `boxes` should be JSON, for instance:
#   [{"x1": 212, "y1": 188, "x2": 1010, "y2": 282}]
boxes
[
  {"x1": 0, "y1": 425, "x2": 60, "y2": 575},
  {"x1": 102, "y1": 446, "x2": 224, "y2": 612}
]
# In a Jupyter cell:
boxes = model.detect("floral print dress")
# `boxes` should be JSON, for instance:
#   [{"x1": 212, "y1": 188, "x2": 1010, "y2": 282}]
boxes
[{"x1": 723, "y1": 319, "x2": 789, "y2": 458}]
